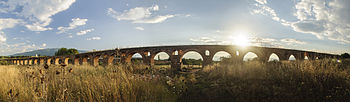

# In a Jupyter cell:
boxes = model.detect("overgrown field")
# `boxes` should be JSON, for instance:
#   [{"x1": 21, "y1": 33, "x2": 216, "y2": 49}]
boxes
[{"x1": 1, "y1": 59, "x2": 350, "y2": 102}]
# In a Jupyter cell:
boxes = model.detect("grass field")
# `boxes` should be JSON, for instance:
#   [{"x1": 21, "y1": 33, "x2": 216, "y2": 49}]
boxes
[{"x1": 0, "y1": 59, "x2": 350, "y2": 102}]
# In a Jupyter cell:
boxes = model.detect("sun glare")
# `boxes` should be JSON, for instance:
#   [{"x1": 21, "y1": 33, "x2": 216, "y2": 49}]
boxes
[{"x1": 231, "y1": 31, "x2": 250, "y2": 47}]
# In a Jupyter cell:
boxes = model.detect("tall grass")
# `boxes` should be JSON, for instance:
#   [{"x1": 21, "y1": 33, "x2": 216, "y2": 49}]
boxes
[
  {"x1": 0, "y1": 65, "x2": 176, "y2": 102},
  {"x1": 0, "y1": 59, "x2": 350, "y2": 102},
  {"x1": 178, "y1": 59, "x2": 350, "y2": 102}
]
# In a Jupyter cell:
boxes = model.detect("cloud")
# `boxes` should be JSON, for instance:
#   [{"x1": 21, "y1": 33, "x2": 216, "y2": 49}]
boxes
[
  {"x1": 0, "y1": 41, "x2": 44, "y2": 55},
  {"x1": 0, "y1": 18, "x2": 22, "y2": 30},
  {"x1": 0, "y1": 31, "x2": 6, "y2": 42},
  {"x1": 77, "y1": 28, "x2": 94, "y2": 35},
  {"x1": 133, "y1": 15, "x2": 175, "y2": 23},
  {"x1": 25, "y1": 20, "x2": 53, "y2": 31},
  {"x1": 107, "y1": 5, "x2": 174, "y2": 24},
  {"x1": 256, "y1": 0, "x2": 267, "y2": 4},
  {"x1": 135, "y1": 27, "x2": 144, "y2": 31},
  {"x1": 87, "y1": 36, "x2": 101, "y2": 40},
  {"x1": 42, "y1": 43, "x2": 47, "y2": 47},
  {"x1": 251, "y1": 0, "x2": 350, "y2": 44},
  {"x1": 280, "y1": 38, "x2": 307, "y2": 45},
  {"x1": 0, "y1": 0, "x2": 76, "y2": 31},
  {"x1": 190, "y1": 36, "x2": 307, "y2": 48},
  {"x1": 190, "y1": 37, "x2": 227, "y2": 44},
  {"x1": 57, "y1": 18, "x2": 88, "y2": 34},
  {"x1": 0, "y1": 18, "x2": 22, "y2": 43}
]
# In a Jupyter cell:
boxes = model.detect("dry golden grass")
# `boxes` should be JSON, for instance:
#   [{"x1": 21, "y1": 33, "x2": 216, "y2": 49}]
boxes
[
  {"x1": 0, "y1": 59, "x2": 350, "y2": 102},
  {"x1": 0, "y1": 65, "x2": 176, "y2": 102}
]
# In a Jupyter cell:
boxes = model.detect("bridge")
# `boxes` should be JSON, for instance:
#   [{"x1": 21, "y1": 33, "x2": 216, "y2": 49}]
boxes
[{"x1": 1, "y1": 45, "x2": 340, "y2": 69}]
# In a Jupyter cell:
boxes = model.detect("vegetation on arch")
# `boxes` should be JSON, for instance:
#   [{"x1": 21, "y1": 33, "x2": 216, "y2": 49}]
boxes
[{"x1": 55, "y1": 48, "x2": 79, "y2": 56}]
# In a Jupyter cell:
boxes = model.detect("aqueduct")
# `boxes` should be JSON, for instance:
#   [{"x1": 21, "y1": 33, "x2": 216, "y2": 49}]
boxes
[{"x1": 2, "y1": 45, "x2": 340, "y2": 69}]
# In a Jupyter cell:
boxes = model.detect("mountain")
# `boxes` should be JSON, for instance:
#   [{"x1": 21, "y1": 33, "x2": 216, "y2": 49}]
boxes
[{"x1": 10, "y1": 48, "x2": 87, "y2": 56}]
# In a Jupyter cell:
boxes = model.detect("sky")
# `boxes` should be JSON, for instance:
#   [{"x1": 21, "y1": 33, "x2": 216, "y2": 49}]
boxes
[{"x1": 0, "y1": 0, "x2": 349, "y2": 59}]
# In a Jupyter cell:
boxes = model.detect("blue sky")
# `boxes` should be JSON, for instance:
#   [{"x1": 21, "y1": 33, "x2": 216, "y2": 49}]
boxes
[{"x1": 0, "y1": 0, "x2": 349, "y2": 56}]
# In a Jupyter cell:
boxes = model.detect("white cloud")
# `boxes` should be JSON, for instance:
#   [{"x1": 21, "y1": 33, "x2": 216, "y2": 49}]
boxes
[
  {"x1": 87, "y1": 36, "x2": 101, "y2": 40},
  {"x1": 190, "y1": 37, "x2": 227, "y2": 44},
  {"x1": 133, "y1": 15, "x2": 175, "y2": 23},
  {"x1": 107, "y1": 5, "x2": 174, "y2": 24},
  {"x1": 0, "y1": 41, "x2": 44, "y2": 55},
  {"x1": 251, "y1": 0, "x2": 350, "y2": 44},
  {"x1": 42, "y1": 43, "x2": 47, "y2": 47},
  {"x1": 0, "y1": 18, "x2": 22, "y2": 30},
  {"x1": 25, "y1": 21, "x2": 53, "y2": 31},
  {"x1": 77, "y1": 28, "x2": 94, "y2": 35},
  {"x1": 135, "y1": 27, "x2": 144, "y2": 31},
  {"x1": 0, "y1": 18, "x2": 22, "y2": 43},
  {"x1": 255, "y1": 0, "x2": 267, "y2": 4},
  {"x1": 280, "y1": 38, "x2": 307, "y2": 45},
  {"x1": 0, "y1": 31, "x2": 6, "y2": 42},
  {"x1": 57, "y1": 18, "x2": 88, "y2": 34},
  {"x1": 190, "y1": 36, "x2": 307, "y2": 48},
  {"x1": 1, "y1": 0, "x2": 76, "y2": 31}
]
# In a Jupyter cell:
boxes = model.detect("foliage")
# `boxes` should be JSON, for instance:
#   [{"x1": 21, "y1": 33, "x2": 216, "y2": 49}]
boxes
[
  {"x1": 55, "y1": 48, "x2": 79, "y2": 56},
  {"x1": 182, "y1": 58, "x2": 202, "y2": 65},
  {"x1": 341, "y1": 53, "x2": 350, "y2": 59}
]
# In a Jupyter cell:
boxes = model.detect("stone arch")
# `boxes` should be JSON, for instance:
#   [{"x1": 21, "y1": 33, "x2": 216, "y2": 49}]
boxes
[
  {"x1": 212, "y1": 51, "x2": 232, "y2": 61},
  {"x1": 243, "y1": 52, "x2": 259, "y2": 61},
  {"x1": 28, "y1": 59, "x2": 32, "y2": 65},
  {"x1": 24, "y1": 60, "x2": 28, "y2": 65},
  {"x1": 180, "y1": 49, "x2": 204, "y2": 60},
  {"x1": 105, "y1": 54, "x2": 115, "y2": 65},
  {"x1": 92, "y1": 55, "x2": 101, "y2": 66},
  {"x1": 81, "y1": 55, "x2": 90, "y2": 65},
  {"x1": 125, "y1": 52, "x2": 145, "y2": 64},
  {"x1": 47, "y1": 58, "x2": 52, "y2": 65},
  {"x1": 288, "y1": 55, "x2": 296, "y2": 61},
  {"x1": 55, "y1": 58, "x2": 62, "y2": 65},
  {"x1": 63, "y1": 57, "x2": 72, "y2": 65},
  {"x1": 268, "y1": 53, "x2": 280, "y2": 62},
  {"x1": 153, "y1": 51, "x2": 171, "y2": 67},
  {"x1": 181, "y1": 50, "x2": 204, "y2": 69},
  {"x1": 73, "y1": 57, "x2": 80, "y2": 65},
  {"x1": 39, "y1": 59, "x2": 45, "y2": 65},
  {"x1": 33, "y1": 59, "x2": 38, "y2": 65}
]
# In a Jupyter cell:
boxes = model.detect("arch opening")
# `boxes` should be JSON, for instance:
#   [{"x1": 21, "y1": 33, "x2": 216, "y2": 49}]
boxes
[
  {"x1": 64, "y1": 58, "x2": 73, "y2": 65},
  {"x1": 243, "y1": 52, "x2": 258, "y2": 62},
  {"x1": 205, "y1": 50, "x2": 210, "y2": 56},
  {"x1": 131, "y1": 53, "x2": 143, "y2": 64},
  {"x1": 91, "y1": 55, "x2": 102, "y2": 66},
  {"x1": 289, "y1": 55, "x2": 296, "y2": 61},
  {"x1": 173, "y1": 50, "x2": 179, "y2": 55},
  {"x1": 181, "y1": 51, "x2": 203, "y2": 69},
  {"x1": 304, "y1": 56, "x2": 309, "y2": 60},
  {"x1": 154, "y1": 52, "x2": 171, "y2": 68},
  {"x1": 268, "y1": 53, "x2": 280, "y2": 62},
  {"x1": 81, "y1": 56, "x2": 90, "y2": 65},
  {"x1": 106, "y1": 55, "x2": 115, "y2": 65},
  {"x1": 55, "y1": 58, "x2": 62, "y2": 65},
  {"x1": 212, "y1": 51, "x2": 232, "y2": 62}
]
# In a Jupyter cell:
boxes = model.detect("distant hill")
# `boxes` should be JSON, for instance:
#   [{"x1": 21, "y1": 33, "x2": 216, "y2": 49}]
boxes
[{"x1": 10, "y1": 48, "x2": 87, "y2": 56}]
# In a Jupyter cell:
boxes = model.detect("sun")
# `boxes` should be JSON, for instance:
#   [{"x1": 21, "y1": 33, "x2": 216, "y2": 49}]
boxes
[{"x1": 231, "y1": 31, "x2": 250, "y2": 47}]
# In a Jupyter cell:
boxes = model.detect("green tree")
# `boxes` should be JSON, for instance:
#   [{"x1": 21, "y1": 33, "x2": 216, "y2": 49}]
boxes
[
  {"x1": 341, "y1": 53, "x2": 350, "y2": 59},
  {"x1": 55, "y1": 48, "x2": 79, "y2": 56}
]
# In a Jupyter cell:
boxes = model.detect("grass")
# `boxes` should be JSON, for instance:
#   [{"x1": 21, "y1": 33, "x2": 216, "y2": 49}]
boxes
[{"x1": 0, "y1": 59, "x2": 350, "y2": 102}]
